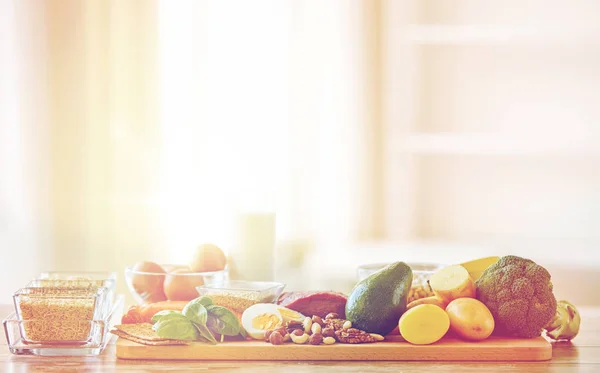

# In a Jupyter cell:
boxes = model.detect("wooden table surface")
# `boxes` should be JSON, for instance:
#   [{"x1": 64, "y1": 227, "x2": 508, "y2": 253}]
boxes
[{"x1": 1, "y1": 304, "x2": 598, "y2": 372}]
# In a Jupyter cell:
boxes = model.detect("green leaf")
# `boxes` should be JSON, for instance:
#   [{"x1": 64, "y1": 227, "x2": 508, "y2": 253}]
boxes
[
  {"x1": 193, "y1": 296, "x2": 214, "y2": 307},
  {"x1": 152, "y1": 317, "x2": 199, "y2": 341},
  {"x1": 206, "y1": 314, "x2": 222, "y2": 332},
  {"x1": 193, "y1": 321, "x2": 218, "y2": 344},
  {"x1": 239, "y1": 327, "x2": 248, "y2": 339},
  {"x1": 151, "y1": 310, "x2": 183, "y2": 324},
  {"x1": 182, "y1": 300, "x2": 208, "y2": 326},
  {"x1": 206, "y1": 305, "x2": 241, "y2": 336}
]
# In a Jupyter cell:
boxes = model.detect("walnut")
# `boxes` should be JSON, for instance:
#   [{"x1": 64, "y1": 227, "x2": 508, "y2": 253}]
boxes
[
  {"x1": 346, "y1": 328, "x2": 362, "y2": 334},
  {"x1": 325, "y1": 312, "x2": 339, "y2": 320},
  {"x1": 322, "y1": 327, "x2": 336, "y2": 338},
  {"x1": 334, "y1": 329, "x2": 378, "y2": 344},
  {"x1": 323, "y1": 318, "x2": 347, "y2": 331}
]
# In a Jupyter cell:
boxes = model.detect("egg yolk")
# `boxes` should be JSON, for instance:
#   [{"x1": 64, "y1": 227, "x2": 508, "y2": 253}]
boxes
[
  {"x1": 279, "y1": 308, "x2": 301, "y2": 321},
  {"x1": 252, "y1": 313, "x2": 280, "y2": 330}
]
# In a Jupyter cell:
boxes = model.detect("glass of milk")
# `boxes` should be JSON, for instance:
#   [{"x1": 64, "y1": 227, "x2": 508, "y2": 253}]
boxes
[{"x1": 229, "y1": 190, "x2": 276, "y2": 282}]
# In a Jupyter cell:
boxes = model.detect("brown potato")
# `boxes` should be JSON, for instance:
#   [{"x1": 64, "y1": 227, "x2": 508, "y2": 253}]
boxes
[
  {"x1": 445, "y1": 298, "x2": 495, "y2": 341},
  {"x1": 429, "y1": 265, "x2": 476, "y2": 304}
]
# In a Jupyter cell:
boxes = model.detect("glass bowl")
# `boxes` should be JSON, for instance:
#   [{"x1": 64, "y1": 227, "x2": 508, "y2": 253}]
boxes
[
  {"x1": 4, "y1": 294, "x2": 124, "y2": 355},
  {"x1": 26, "y1": 278, "x2": 116, "y2": 304},
  {"x1": 356, "y1": 262, "x2": 446, "y2": 303},
  {"x1": 195, "y1": 280, "x2": 286, "y2": 315},
  {"x1": 124, "y1": 264, "x2": 227, "y2": 305},
  {"x1": 37, "y1": 271, "x2": 117, "y2": 281},
  {"x1": 13, "y1": 287, "x2": 112, "y2": 343}
]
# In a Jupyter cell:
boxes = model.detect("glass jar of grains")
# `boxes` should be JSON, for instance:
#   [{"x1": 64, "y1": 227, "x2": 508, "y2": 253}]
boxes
[{"x1": 356, "y1": 262, "x2": 446, "y2": 304}]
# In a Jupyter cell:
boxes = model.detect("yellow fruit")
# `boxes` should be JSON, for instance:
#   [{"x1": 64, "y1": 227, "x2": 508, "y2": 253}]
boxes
[
  {"x1": 399, "y1": 304, "x2": 450, "y2": 345},
  {"x1": 163, "y1": 268, "x2": 205, "y2": 301},
  {"x1": 459, "y1": 256, "x2": 500, "y2": 282},
  {"x1": 190, "y1": 243, "x2": 227, "y2": 272},
  {"x1": 445, "y1": 298, "x2": 495, "y2": 341},
  {"x1": 131, "y1": 261, "x2": 167, "y2": 303},
  {"x1": 429, "y1": 264, "x2": 476, "y2": 304}
]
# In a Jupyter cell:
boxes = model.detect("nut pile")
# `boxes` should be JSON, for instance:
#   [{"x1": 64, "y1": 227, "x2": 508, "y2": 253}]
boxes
[{"x1": 265, "y1": 312, "x2": 384, "y2": 346}]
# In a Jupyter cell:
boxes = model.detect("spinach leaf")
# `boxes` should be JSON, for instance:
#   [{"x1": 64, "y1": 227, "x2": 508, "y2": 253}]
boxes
[
  {"x1": 193, "y1": 296, "x2": 214, "y2": 307},
  {"x1": 206, "y1": 305, "x2": 241, "y2": 336},
  {"x1": 193, "y1": 321, "x2": 218, "y2": 344},
  {"x1": 153, "y1": 317, "x2": 199, "y2": 341},
  {"x1": 182, "y1": 297, "x2": 219, "y2": 344},
  {"x1": 206, "y1": 314, "x2": 222, "y2": 332},
  {"x1": 182, "y1": 299, "x2": 208, "y2": 325},
  {"x1": 151, "y1": 310, "x2": 183, "y2": 324}
]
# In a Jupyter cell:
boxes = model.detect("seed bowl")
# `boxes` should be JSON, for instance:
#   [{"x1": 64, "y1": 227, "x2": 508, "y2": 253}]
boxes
[{"x1": 195, "y1": 280, "x2": 286, "y2": 315}]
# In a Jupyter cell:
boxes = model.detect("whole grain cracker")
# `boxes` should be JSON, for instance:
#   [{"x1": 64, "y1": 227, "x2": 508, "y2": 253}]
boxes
[
  {"x1": 111, "y1": 329, "x2": 190, "y2": 346},
  {"x1": 113, "y1": 323, "x2": 170, "y2": 341}
]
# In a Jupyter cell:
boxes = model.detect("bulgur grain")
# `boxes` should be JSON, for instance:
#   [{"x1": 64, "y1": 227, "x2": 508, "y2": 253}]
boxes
[
  {"x1": 15, "y1": 288, "x2": 106, "y2": 342},
  {"x1": 208, "y1": 294, "x2": 258, "y2": 313}
]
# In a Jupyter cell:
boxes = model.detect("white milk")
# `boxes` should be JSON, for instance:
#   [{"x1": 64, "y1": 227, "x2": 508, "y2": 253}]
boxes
[{"x1": 229, "y1": 212, "x2": 276, "y2": 282}]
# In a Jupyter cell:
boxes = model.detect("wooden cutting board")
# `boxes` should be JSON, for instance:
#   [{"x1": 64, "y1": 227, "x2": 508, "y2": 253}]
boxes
[{"x1": 115, "y1": 335, "x2": 552, "y2": 361}]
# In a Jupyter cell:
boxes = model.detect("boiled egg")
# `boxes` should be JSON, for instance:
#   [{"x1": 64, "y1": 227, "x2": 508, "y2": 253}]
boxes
[{"x1": 241, "y1": 303, "x2": 305, "y2": 340}]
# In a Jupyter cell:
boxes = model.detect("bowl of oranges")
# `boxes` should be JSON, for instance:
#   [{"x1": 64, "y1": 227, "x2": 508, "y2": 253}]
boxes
[{"x1": 125, "y1": 244, "x2": 228, "y2": 305}]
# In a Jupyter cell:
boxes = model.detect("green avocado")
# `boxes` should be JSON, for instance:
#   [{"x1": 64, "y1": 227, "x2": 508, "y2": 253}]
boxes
[{"x1": 345, "y1": 262, "x2": 413, "y2": 335}]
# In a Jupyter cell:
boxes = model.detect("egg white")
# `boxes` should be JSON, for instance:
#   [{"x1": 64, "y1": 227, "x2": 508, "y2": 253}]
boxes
[{"x1": 241, "y1": 303, "x2": 284, "y2": 340}]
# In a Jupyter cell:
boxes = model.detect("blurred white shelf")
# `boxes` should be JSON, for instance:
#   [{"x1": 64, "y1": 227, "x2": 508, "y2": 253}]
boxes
[
  {"x1": 403, "y1": 24, "x2": 600, "y2": 45},
  {"x1": 394, "y1": 133, "x2": 600, "y2": 156}
]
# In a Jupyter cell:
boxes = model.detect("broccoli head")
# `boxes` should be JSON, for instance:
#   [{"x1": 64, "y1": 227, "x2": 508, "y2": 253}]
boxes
[{"x1": 475, "y1": 255, "x2": 557, "y2": 338}]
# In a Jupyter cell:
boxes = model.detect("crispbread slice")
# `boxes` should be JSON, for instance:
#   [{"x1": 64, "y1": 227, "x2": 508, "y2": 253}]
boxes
[
  {"x1": 111, "y1": 329, "x2": 190, "y2": 346},
  {"x1": 113, "y1": 323, "x2": 167, "y2": 341}
]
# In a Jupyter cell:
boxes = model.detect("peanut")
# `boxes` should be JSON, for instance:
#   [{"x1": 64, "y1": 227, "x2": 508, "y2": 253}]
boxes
[
  {"x1": 311, "y1": 322, "x2": 322, "y2": 335},
  {"x1": 302, "y1": 317, "x2": 312, "y2": 334},
  {"x1": 323, "y1": 336, "x2": 336, "y2": 345},
  {"x1": 342, "y1": 321, "x2": 352, "y2": 330}
]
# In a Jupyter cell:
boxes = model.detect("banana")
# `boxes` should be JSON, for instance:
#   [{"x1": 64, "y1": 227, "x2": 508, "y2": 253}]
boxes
[{"x1": 459, "y1": 256, "x2": 500, "y2": 282}]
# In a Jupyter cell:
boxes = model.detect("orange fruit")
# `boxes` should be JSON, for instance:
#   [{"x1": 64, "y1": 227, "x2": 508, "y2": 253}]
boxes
[
  {"x1": 131, "y1": 261, "x2": 167, "y2": 303},
  {"x1": 189, "y1": 243, "x2": 227, "y2": 272},
  {"x1": 163, "y1": 268, "x2": 205, "y2": 301}
]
